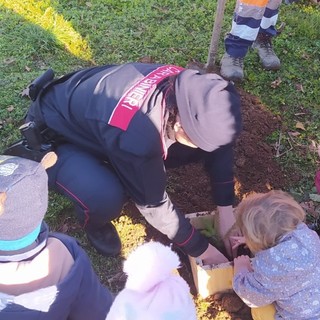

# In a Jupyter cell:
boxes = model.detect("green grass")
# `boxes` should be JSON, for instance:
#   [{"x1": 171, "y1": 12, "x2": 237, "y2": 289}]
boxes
[{"x1": 0, "y1": 0, "x2": 319, "y2": 318}]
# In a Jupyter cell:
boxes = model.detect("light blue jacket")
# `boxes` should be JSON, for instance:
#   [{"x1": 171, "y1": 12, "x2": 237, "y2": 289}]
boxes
[{"x1": 233, "y1": 223, "x2": 320, "y2": 319}]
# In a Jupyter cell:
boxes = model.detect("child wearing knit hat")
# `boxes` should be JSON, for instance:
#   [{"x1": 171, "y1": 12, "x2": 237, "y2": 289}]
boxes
[
  {"x1": 106, "y1": 241, "x2": 197, "y2": 320},
  {"x1": 0, "y1": 153, "x2": 113, "y2": 320}
]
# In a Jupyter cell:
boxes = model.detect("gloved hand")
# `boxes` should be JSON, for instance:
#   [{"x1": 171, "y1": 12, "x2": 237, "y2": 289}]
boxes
[{"x1": 198, "y1": 243, "x2": 229, "y2": 265}]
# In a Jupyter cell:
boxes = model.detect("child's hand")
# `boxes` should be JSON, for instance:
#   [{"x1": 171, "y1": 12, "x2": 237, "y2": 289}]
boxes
[
  {"x1": 234, "y1": 255, "x2": 252, "y2": 275},
  {"x1": 230, "y1": 235, "x2": 246, "y2": 252}
]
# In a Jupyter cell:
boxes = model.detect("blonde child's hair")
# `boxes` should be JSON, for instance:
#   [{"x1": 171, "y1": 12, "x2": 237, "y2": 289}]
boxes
[{"x1": 235, "y1": 190, "x2": 305, "y2": 254}]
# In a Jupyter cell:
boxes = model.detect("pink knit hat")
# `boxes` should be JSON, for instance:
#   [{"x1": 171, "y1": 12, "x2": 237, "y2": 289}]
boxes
[{"x1": 106, "y1": 242, "x2": 197, "y2": 320}]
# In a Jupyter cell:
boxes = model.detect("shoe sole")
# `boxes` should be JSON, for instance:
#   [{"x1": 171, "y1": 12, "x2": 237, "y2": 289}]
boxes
[
  {"x1": 262, "y1": 64, "x2": 281, "y2": 71},
  {"x1": 220, "y1": 73, "x2": 244, "y2": 82}
]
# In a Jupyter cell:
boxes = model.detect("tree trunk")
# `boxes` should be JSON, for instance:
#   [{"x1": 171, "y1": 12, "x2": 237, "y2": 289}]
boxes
[{"x1": 206, "y1": 0, "x2": 228, "y2": 73}]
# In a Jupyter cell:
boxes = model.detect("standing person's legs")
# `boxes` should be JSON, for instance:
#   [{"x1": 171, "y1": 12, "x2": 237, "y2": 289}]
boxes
[
  {"x1": 221, "y1": 0, "x2": 269, "y2": 80},
  {"x1": 252, "y1": 0, "x2": 282, "y2": 69},
  {"x1": 47, "y1": 144, "x2": 127, "y2": 256}
]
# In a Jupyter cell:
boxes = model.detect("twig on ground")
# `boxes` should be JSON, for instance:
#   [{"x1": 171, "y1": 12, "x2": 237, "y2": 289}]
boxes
[{"x1": 275, "y1": 131, "x2": 293, "y2": 158}]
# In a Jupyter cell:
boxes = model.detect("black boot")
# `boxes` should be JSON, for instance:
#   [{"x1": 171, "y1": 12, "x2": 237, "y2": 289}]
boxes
[{"x1": 85, "y1": 222, "x2": 121, "y2": 257}]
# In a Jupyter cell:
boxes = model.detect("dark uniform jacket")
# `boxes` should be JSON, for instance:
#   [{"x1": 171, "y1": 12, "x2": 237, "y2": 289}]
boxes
[{"x1": 28, "y1": 63, "x2": 236, "y2": 257}]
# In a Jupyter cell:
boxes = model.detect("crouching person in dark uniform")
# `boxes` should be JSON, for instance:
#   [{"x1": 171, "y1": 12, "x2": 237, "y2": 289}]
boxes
[
  {"x1": 0, "y1": 153, "x2": 113, "y2": 320},
  {"x1": 25, "y1": 63, "x2": 242, "y2": 265}
]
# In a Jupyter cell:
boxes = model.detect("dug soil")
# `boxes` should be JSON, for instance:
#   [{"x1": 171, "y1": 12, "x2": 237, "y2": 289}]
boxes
[{"x1": 125, "y1": 87, "x2": 300, "y2": 319}]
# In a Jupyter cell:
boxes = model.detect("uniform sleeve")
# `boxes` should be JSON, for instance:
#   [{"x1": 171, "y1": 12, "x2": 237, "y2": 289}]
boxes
[
  {"x1": 204, "y1": 143, "x2": 235, "y2": 206},
  {"x1": 108, "y1": 140, "x2": 209, "y2": 257},
  {"x1": 136, "y1": 192, "x2": 209, "y2": 257}
]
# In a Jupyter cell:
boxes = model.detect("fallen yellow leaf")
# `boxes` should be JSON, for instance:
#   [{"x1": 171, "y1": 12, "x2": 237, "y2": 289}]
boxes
[{"x1": 295, "y1": 121, "x2": 306, "y2": 131}]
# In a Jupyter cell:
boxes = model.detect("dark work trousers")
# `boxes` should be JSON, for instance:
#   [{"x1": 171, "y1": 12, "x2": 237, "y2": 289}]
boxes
[
  {"x1": 47, "y1": 142, "x2": 205, "y2": 231},
  {"x1": 47, "y1": 143, "x2": 128, "y2": 230}
]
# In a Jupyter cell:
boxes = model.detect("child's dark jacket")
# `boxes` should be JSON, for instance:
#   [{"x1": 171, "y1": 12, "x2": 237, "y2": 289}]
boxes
[{"x1": 0, "y1": 224, "x2": 112, "y2": 320}]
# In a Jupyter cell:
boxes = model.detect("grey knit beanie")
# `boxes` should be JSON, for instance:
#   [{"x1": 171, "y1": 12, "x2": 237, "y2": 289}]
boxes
[
  {"x1": 175, "y1": 69, "x2": 242, "y2": 152},
  {"x1": 0, "y1": 155, "x2": 48, "y2": 251}
]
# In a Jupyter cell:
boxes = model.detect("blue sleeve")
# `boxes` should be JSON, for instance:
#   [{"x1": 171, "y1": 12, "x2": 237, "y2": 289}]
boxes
[
  {"x1": 50, "y1": 233, "x2": 114, "y2": 320},
  {"x1": 68, "y1": 257, "x2": 114, "y2": 320},
  {"x1": 233, "y1": 270, "x2": 276, "y2": 307}
]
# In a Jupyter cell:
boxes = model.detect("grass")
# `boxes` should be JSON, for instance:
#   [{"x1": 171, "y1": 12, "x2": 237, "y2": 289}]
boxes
[{"x1": 0, "y1": 0, "x2": 319, "y2": 318}]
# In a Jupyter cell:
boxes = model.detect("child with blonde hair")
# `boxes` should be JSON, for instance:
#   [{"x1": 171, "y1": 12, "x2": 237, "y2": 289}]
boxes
[{"x1": 233, "y1": 190, "x2": 320, "y2": 319}]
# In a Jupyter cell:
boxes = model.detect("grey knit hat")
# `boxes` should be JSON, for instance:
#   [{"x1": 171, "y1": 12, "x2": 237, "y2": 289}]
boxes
[
  {"x1": 175, "y1": 69, "x2": 242, "y2": 152},
  {"x1": 0, "y1": 155, "x2": 48, "y2": 251}
]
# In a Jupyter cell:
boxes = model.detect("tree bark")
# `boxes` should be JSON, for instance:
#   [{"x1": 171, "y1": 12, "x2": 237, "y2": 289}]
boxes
[{"x1": 206, "y1": 0, "x2": 228, "y2": 73}]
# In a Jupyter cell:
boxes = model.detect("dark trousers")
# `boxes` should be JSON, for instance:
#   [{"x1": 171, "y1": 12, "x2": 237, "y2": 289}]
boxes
[
  {"x1": 47, "y1": 144, "x2": 128, "y2": 230},
  {"x1": 47, "y1": 142, "x2": 204, "y2": 230}
]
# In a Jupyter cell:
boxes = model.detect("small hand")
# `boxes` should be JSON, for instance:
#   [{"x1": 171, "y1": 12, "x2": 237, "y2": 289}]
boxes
[
  {"x1": 230, "y1": 235, "x2": 246, "y2": 254},
  {"x1": 198, "y1": 243, "x2": 229, "y2": 266},
  {"x1": 234, "y1": 255, "x2": 252, "y2": 274}
]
